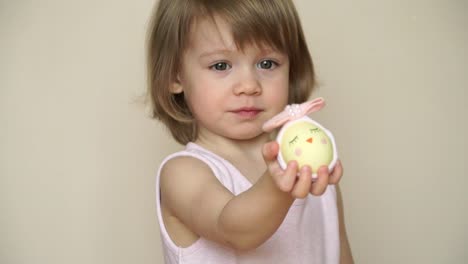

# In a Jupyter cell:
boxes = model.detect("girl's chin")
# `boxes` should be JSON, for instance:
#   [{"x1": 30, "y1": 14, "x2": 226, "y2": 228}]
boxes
[{"x1": 226, "y1": 129, "x2": 268, "y2": 141}]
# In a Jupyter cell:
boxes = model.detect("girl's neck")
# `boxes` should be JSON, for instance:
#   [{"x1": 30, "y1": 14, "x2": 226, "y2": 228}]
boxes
[
  {"x1": 194, "y1": 129, "x2": 271, "y2": 184},
  {"x1": 194, "y1": 132, "x2": 271, "y2": 161}
]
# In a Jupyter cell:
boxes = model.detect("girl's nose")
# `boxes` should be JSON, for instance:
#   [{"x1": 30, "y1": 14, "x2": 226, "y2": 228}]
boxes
[{"x1": 233, "y1": 70, "x2": 262, "y2": 96}]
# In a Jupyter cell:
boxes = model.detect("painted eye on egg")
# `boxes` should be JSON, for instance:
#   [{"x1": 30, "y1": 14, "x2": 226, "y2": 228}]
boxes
[
  {"x1": 289, "y1": 136, "x2": 299, "y2": 146},
  {"x1": 310, "y1": 128, "x2": 320, "y2": 133}
]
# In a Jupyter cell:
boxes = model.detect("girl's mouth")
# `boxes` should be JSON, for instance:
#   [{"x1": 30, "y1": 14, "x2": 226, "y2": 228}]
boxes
[{"x1": 231, "y1": 107, "x2": 263, "y2": 118}]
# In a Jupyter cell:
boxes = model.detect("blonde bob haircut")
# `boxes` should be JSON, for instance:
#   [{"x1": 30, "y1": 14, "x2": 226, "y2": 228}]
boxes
[{"x1": 146, "y1": 0, "x2": 316, "y2": 145}]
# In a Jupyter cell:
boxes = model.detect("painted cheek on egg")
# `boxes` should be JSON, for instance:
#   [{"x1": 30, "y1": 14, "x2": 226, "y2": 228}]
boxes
[
  {"x1": 295, "y1": 148, "x2": 302, "y2": 157},
  {"x1": 321, "y1": 138, "x2": 328, "y2": 144}
]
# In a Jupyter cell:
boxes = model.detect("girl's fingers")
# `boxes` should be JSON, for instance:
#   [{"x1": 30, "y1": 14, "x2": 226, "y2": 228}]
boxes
[
  {"x1": 310, "y1": 166, "x2": 329, "y2": 196},
  {"x1": 263, "y1": 141, "x2": 299, "y2": 193},
  {"x1": 263, "y1": 144, "x2": 343, "y2": 196},
  {"x1": 262, "y1": 141, "x2": 279, "y2": 163},
  {"x1": 328, "y1": 160, "x2": 343, "y2": 185},
  {"x1": 291, "y1": 166, "x2": 312, "y2": 198},
  {"x1": 263, "y1": 141, "x2": 285, "y2": 175},
  {"x1": 278, "y1": 160, "x2": 298, "y2": 192}
]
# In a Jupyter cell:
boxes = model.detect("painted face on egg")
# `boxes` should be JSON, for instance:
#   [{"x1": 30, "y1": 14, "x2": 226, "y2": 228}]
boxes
[{"x1": 280, "y1": 121, "x2": 333, "y2": 174}]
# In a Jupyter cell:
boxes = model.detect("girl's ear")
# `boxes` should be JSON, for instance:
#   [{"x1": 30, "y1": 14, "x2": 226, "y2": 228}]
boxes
[
  {"x1": 170, "y1": 75, "x2": 184, "y2": 94},
  {"x1": 170, "y1": 82, "x2": 183, "y2": 94}
]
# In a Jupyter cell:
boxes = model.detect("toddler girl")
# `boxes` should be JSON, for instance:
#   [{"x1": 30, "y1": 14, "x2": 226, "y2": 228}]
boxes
[{"x1": 146, "y1": 0, "x2": 353, "y2": 263}]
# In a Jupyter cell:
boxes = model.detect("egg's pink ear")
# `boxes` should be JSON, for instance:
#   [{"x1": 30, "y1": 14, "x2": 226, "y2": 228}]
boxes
[
  {"x1": 262, "y1": 111, "x2": 291, "y2": 132},
  {"x1": 262, "y1": 97, "x2": 326, "y2": 132},
  {"x1": 302, "y1": 97, "x2": 325, "y2": 115}
]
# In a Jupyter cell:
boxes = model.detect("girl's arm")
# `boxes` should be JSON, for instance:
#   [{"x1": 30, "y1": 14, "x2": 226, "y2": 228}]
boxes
[
  {"x1": 160, "y1": 141, "x2": 340, "y2": 251},
  {"x1": 160, "y1": 142, "x2": 325, "y2": 251},
  {"x1": 160, "y1": 154, "x2": 298, "y2": 251},
  {"x1": 336, "y1": 184, "x2": 354, "y2": 263}
]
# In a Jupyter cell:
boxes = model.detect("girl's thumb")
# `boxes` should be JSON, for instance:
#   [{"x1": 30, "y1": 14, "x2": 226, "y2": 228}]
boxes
[{"x1": 262, "y1": 141, "x2": 279, "y2": 162}]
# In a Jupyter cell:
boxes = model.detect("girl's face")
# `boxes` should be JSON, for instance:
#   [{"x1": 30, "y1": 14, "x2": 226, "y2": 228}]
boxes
[{"x1": 173, "y1": 16, "x2": 290, "y2": 142}]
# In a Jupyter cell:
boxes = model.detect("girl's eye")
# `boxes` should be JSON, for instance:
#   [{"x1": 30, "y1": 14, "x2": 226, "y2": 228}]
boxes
[
  {"x1": 257, "y1": 60, "x2": 277, "y2": 70},
  {"x1": 210, "y1": 62, "x2": 231, "y2": 71}
]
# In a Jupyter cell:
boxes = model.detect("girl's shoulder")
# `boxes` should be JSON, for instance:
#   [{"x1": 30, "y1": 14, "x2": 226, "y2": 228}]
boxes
[
  {"x1": 160, "y1": 152, "x2": 214, "y2": 188},
  {"x1": 158, "y1": 143, "x2": 230, "y2": 201},
  {"x1": 158, "y1": 142, "x2": 250, "y2": 197},
  {"x1": 159, "y1": 143, "x2": 220, "y2": 178}
]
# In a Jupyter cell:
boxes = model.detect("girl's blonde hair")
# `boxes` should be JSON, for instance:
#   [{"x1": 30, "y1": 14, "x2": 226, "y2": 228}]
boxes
[{"x1": 146, "y1": 0, "x2": 316, "y2": 145}]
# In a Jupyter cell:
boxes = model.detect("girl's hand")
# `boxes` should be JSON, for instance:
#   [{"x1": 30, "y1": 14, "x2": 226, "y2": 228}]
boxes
[
  {"x1": 263, "y1": 141, "x2": 312, "y2": 199},
  {"x1": 311, "y1": 160, "x2": 343, "y2": 196},
  {"x1": 262, "y1": 141, "x2": 343, "y2": 198}
]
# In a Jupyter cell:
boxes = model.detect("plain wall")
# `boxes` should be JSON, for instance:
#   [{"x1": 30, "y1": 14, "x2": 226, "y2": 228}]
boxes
[{"x1": 1, "y1": 0, "x2": 467, "y2": 263}]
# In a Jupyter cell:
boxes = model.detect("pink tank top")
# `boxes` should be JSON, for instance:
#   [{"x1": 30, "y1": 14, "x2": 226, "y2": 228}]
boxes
[{"x1": 155, "y1": 143, "x2": 340, "y2": 264}]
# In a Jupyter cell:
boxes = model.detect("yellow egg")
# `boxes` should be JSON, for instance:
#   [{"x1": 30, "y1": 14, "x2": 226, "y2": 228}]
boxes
[{"x1": 277, "y1": 117, "x2": 337, "y2": 175}]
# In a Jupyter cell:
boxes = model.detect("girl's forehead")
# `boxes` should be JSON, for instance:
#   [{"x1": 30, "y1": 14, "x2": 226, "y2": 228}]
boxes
[
  {"x1": 188, "y1": 16, "x2": 235, "y2": 50},
  {"x1": 187, "y1": 15, "x2": 280, "y2": 54}
]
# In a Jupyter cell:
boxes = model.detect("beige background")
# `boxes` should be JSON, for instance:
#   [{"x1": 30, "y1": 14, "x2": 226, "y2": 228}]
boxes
[{"x1": 1, "y1": 0, "x2": 467, "y2": 263}]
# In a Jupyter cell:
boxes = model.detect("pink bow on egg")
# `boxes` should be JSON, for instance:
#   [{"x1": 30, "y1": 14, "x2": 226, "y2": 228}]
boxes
[{"x1": 262, "y1": 97, "x2": 325, "y2": 132}]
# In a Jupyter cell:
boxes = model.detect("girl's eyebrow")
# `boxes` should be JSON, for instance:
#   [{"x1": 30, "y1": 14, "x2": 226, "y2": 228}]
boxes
[
  {"x1": 258, "y1": 48, "x2": 277, "y2": 54},
  {"x1": 199, "y1": 49, "x2": 233, "y2": 58},
  {"x1": 258, "y1": 48, "x2": 287, "y2": 58},
  {"x1": 198, "y1": 47, "x2": 285, "y2": 60}
]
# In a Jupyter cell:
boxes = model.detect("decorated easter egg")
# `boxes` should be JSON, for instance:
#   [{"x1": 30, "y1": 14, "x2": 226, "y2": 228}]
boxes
[
  {"x1": 276, "y1": 116, "x2": 338, "y2": 177},
  {"x1": 262, "y1": 97, "x2": 339, "y2": 178}
]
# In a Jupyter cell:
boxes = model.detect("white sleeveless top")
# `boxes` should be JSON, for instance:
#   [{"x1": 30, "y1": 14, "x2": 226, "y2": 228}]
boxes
[{"x1": 155, "y1": 143, "x2": 340, "y2": 264}]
